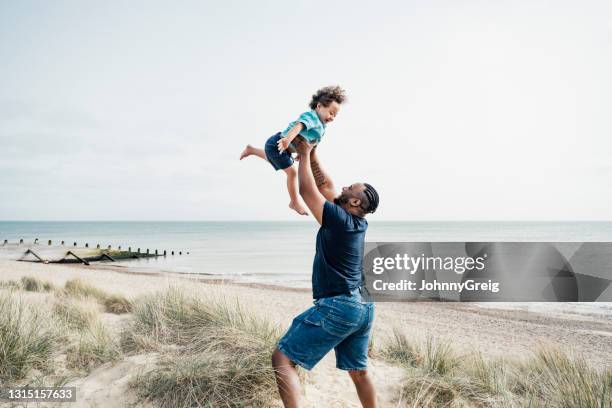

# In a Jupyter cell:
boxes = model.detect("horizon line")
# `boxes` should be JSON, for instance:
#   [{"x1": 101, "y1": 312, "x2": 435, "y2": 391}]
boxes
[{"x1": 1, "y1": 219, "x2": 612, "y2": 223}]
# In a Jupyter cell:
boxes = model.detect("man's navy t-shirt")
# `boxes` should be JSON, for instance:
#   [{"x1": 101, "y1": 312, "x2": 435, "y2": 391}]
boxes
[{"x1": 312, "y1": 201, "x2": 368, "y2": 299}]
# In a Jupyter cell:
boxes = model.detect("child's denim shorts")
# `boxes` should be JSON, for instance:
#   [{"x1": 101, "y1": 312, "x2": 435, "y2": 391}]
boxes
[
  {"x1": 277, "y1": 286, "x2": 375, "y2": 371},
  {"x1": 264, "y1": 132, "x2": 294, "y2": 171}
]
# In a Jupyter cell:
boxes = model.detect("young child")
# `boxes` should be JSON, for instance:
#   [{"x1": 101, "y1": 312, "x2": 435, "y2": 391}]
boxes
[{"x1": 240, "y1": 85, "x2": 346, "y2": 215}]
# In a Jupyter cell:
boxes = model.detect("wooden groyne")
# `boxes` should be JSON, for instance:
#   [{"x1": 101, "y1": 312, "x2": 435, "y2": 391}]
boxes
[{"x1": 2, "y1": 238, "x2": 189, "y2": 265}]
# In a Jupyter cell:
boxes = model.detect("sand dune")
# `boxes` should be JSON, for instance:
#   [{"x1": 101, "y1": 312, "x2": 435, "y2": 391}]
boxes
[{"x1": 1, "y1": 258, "x2": 611, "y2": 407}]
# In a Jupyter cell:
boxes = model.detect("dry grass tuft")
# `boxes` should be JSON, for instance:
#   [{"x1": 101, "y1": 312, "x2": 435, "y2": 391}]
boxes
[
  {"x1": 0, "y1": 291, "x2": 60, "y2": 383},
  {"x1": 383, "y1": 329, "x2": 611, "y2": 407},
  {"x1": 126, "y1": 286, "x2": 283, "y2": 407},
  {"x1": 19, "y1": 276, "x2": 55, "y2": 292},
  {"x1": 104, "y1": 294, "x2": 132, "y2": 314}
]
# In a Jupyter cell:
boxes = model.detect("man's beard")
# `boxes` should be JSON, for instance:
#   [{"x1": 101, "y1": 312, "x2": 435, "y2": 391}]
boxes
[{"x1": 333, "y1": 194, "x2": 349, "y2": 206}]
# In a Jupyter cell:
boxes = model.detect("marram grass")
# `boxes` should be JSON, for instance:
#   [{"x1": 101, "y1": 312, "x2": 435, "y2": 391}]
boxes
[
  {"x1": 20, "y1": 275, "x2": 54, "y2": 292},
  {"x1": 126, "y1": 286, "x2": 283, "y2": 407},
  {"x1": 383, "y1": 329, "x2": 612, "y2": 408},
  {"x1": 0, "y1": 291, "x2": 60, "y2": 383},
  {"x1": 65, "y1": 319, "x2": 121, "y2": 372},
  {"x1": 62, "y1": 278, "x2": 132, "y2": 314},
  {"x1": 52, "y1": 296, "x2": 100, "y2": 331}
]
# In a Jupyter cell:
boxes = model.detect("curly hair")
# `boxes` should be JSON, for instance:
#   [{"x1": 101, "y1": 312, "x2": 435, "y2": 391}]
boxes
[{"x1": 309, "y1": 85, "x2": 347, "y2": 110}]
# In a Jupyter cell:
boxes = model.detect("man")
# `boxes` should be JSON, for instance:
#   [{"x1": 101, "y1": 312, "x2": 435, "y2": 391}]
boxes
[{"x1": 271, "y1": 140, "x2": 380, "y2": 408}]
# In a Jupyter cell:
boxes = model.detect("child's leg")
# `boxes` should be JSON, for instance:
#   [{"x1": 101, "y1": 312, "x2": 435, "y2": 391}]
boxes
[
  {"x1": 240, "y1": 144, "x2": 267, "y2": 161},
  {"x1": 284, "y1": 165, "x2": 308, "y2": 216}
]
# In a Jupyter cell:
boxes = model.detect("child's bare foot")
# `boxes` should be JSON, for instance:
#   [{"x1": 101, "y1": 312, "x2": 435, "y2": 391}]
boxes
[
  {"x1": 240, "y1": 145, "x2": 255, "y2": 160},
  {"x1": 289, "y1": 201, "x2": 309, "y2": 216}
]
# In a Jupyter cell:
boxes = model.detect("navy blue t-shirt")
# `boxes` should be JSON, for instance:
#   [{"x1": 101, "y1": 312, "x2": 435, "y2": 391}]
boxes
[{"x1": 312, "y1": 201, "x2": 368, "y2": 299}]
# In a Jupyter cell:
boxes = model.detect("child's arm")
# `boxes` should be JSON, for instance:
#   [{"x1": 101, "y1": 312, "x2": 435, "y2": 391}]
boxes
[{"x1": 277, "y1": 122, "x2": 304, "y2": 152}]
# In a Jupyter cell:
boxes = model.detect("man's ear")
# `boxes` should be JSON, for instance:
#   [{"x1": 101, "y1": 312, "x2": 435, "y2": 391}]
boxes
[{"x1": 349, "y1": 197, "x2": 361, "y2": 208}]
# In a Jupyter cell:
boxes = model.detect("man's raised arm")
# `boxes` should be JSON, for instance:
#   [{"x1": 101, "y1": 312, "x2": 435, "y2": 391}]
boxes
[
  {"x1": 295, "y1": 141, "x2": 326, "y2": 225},
  {"x1": 310, "y1": 147, "x2": 337, "y2": 202}
]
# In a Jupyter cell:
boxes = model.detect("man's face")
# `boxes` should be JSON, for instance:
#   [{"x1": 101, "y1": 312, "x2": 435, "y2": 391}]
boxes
[
  {"x1": 334, "y1": 183, "x2": 366, "y2": 209},
  {"x1": 315, "y1": 101, "x2": 340, "y2": 124}
]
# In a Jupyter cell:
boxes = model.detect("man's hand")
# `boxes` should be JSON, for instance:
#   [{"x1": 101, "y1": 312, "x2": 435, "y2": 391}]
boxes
[
  {"x1": 277, "y1": 137, "x2": 292, "y2": 153},
  {"x1": 294, "y1": 138, "x2": 314, "y2": 156}
]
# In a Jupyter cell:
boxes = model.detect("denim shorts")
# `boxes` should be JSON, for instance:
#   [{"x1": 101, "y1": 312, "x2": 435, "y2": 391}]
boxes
[
  {"x1": 264, "y1": 132, "x2": 294, "y2": 171},
  {"x1": 277, "y1": 287, "x2": 375, "y2": 371}
]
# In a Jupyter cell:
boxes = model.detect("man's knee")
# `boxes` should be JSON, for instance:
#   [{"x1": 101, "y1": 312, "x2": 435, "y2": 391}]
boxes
[
  {"x1": 272, "y1": 348, "x2": 293, "y2": 369},
  {"x1": 348, "y1": 369, "x2": 370, "y2": 382}
]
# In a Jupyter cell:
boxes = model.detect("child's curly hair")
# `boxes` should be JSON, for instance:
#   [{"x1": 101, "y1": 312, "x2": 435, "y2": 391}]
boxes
[{"x1": 309, "y1": 85, "x2": 347, "y2": 110}]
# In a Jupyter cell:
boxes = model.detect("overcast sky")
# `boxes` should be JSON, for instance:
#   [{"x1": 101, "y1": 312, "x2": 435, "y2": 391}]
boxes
[{"x1": 1, "y1": 1, "x2": 610, "y2": 221}]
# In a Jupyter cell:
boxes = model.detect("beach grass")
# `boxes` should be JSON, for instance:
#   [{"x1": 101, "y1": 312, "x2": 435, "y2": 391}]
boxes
[
  {"x1": 62, "y1": 278, "x2": 132, "y2": 314},
  {"x1": 125, "y1": 286, "x2": 283, "y2": 407},
  {"x1": 63, "y1": 278, "x2": 111, "y2": 301},
  {"x1": 104, "y1": 294, "x2": 133, "y2": 314},
  {"x1": 383, "y1": 328, "x2": 612, "y2": 407},
  {"x1": 52, "y1": 295, "x2": 100, "y2": 331},
  {"x1": 65, "y1": 319, "x2": 121, "y2": 372},
  {"x1": 51, "y1": 286, "x2": 123, "y2": 372},
  {"x1": 514, "y1": 347, "x2": 612, "y2": 408},
  {"x1": 0, "y1": 280, "x2": 126, "y2": 381},
  {"x1": 0, "y1": 291, "x2": 60, "y2": 383},
  {"x1": 0, "y1": 279, "x2": 21, "y2": 290},
  {"x1": 21, "y1": 276, "x2": 54, "y2": 292}
]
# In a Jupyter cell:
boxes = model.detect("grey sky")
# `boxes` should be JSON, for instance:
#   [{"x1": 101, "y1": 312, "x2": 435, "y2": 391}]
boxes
[{"x1": 1, "y1": 1, "x2": 610, "y2": 220}]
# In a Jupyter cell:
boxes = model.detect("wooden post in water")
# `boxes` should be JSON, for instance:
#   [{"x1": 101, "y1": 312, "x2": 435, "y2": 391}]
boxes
[
  {"x1": 73, "y1": 242, "x2": 77, "y2": 247},
  {"x1": 163, "y1": 250, "x2": 166, "y2": 256},
  {"x1": 61, "y1": 240, "x2": 65, "y2": 245},
  {"x1": 155, "y1": 249, "x2": 158, "y2": 256},
  {"x1": 48, "y1": 240, "x2": 52, "y2": 245},
  {"x1": 64, "y1": 251, "x2": 90, "y2": 266},
  {"x1": 146, "y1": 249, "x2": 149, "y2": 254},
  {"x1": 34, "y1": 238, "x2": 39, "y2": 244},
  {"x1": 128, "y1": 247, "x2": 131, "y2": 252},
  {"x1": 171, "y1": 251, "x2": 174, "y2": 255},
  {"x1": 137, "y1": 248, "x2": 140, "y2": 253},
  {"x1": 96, "y1": 244, "x2": 100, "y2": 249},
  {"x1": 118, "y1": 246, "x2": 122, "y2": 251},
  {"x1": 23, "y1": 249, "x2": 44, "y2": 262},
  {"x1": 179, "y1": 251, "x2": 182, "y2": 255},
  {"x1": 85, "y1": 243, "x2": 89, "y2": 248},
  {"x1": 20, "y1": 239, "x2": 23, "y2": 244}
]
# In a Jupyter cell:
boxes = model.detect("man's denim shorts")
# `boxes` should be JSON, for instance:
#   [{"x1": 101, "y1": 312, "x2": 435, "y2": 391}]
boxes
[
  {"x1": 277, "y1": 286, "x2": 375, "y2": 371},
  {"x1": 264, "y1": 132, "x2": 294, "y2": 171}
]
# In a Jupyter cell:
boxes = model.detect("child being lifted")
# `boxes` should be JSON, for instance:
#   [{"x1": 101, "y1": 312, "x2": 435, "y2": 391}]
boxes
[{"x1": 240, "y1": 85, "x2": 346, "y2": 216}]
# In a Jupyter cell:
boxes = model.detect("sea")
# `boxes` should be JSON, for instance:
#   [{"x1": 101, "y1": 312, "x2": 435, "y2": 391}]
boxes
[{"x1": 1, "y1": 221, "x2": 611, "y2": 289}]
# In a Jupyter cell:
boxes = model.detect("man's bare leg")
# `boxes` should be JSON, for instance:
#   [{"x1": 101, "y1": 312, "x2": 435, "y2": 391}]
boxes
[
  {"x1": 272, "y1": 348, "x2": 302, "y2": 408},
  {"x1": 284, "y1": 166, "x2": 308, "y2": 216},
  {"x1": 240, "y1": 144, "x2": 267, "y2": 160},
  {"x1": 348, "y1": 370, "x2": 378, "y2": 408}
]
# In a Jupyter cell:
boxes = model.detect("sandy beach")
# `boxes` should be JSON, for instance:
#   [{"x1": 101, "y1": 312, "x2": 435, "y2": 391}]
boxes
[{"x1": 1, "y1": 258, "x2": 611, "y2": 407}]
